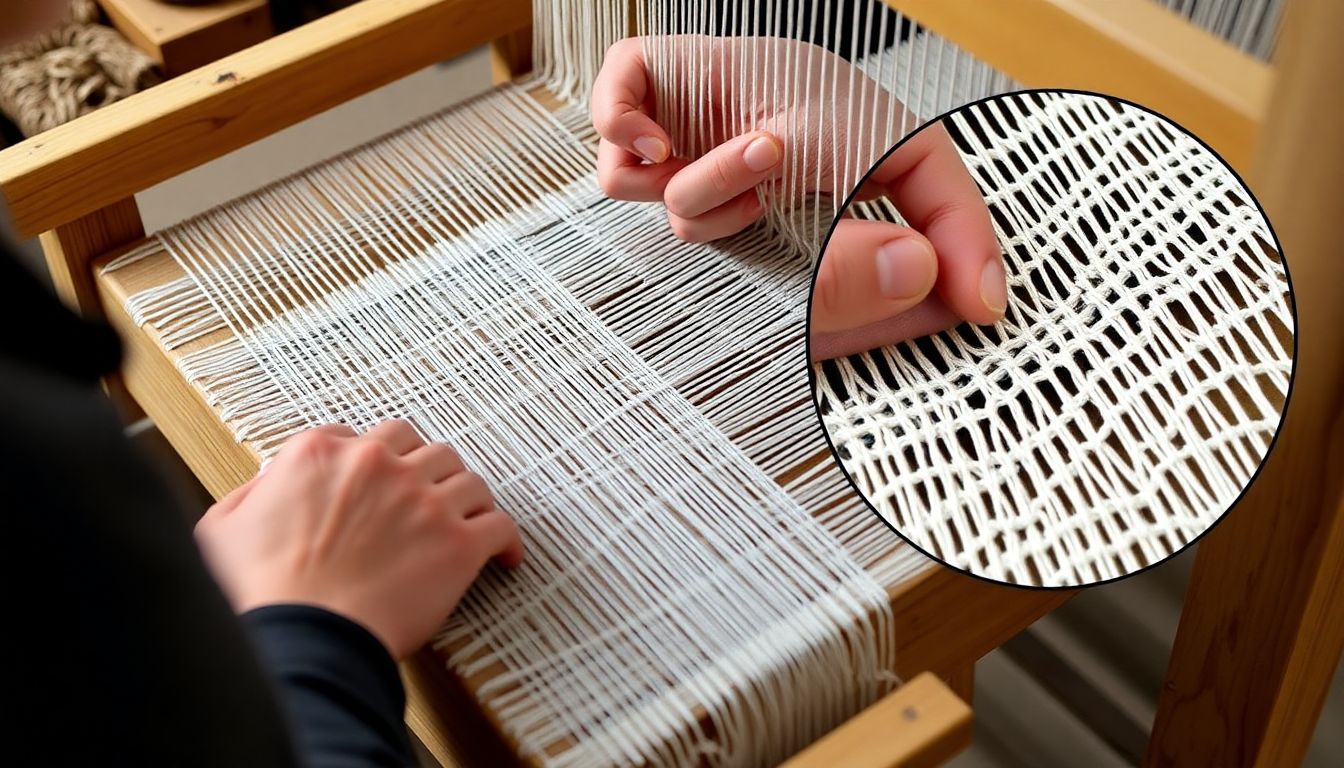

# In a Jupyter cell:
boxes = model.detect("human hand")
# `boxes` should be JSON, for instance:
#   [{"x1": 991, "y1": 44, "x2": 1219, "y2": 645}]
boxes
[
  {"x1": 809, "y1": 124, "x2": 1006, "y2": 360},
  {"x1": 194, "y1": 421, "x2": 524, "y2": 659},
  {"x1": 592, "y1": 36, "x2": 906, "y2": 242}
]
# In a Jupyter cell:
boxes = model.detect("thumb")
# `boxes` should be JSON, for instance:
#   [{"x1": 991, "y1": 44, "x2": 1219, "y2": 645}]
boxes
[{"x1": 810, "y1": 219, "x2": 938, "y2": 335}]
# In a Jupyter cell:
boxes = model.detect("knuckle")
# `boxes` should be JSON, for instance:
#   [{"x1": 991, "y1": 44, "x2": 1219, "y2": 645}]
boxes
[
  {"x1": 708, "y1": 156, "x2": 737, "y2": 196},
  {"x1": 286, "y1": 429, "x2": 333, "y2": 459},
  {"x1": 434, "y1": 443, "x2": 464, "y2": 467},
  {"x1": 461, "y1": 471, "x2": 491, "y2": 499},
  {"x1": 348, "y1": 440, "x2": 389, "y2": 473}
]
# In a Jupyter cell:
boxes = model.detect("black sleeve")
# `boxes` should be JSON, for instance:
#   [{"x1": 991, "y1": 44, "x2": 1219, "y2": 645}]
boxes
[
  {"x1": 1, "y1": 253, "x2": 412, "y2": 767},
  {"x1": 2, "y1": 358, "x2": 301, "y2": 768},
  {"x1": 242, "y1": 606, "x2": 415, "y2": 768}
]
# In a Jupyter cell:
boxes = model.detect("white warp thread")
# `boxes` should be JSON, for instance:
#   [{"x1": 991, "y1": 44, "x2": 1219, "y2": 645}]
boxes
[
  {"x1": 103, "y1": 4, "x2": 1022, "y2": 763},
  {"x1": 817, "y1": 92, "x2": 1293, "y2": 587},
  {"x1": 110, "y1": 85, "x2": 917, "y2": 765}
]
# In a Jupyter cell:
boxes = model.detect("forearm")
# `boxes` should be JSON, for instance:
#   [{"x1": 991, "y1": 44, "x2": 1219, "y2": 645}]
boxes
[{"x1": 242, "y1": 605, "x2": 415, "y2": 768}]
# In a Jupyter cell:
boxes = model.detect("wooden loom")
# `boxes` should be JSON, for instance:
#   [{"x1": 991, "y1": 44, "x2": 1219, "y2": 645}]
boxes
[{"x1": 0, "y1": 0, "x2": 1338, "y2": 765}]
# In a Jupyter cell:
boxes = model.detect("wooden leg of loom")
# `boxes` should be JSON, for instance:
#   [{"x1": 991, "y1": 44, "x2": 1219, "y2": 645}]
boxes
[
  {"x1": 1145, "y1": 0, "x2": 1344, "y2": 764},
  {"x1": 37, "y1": 196, "x2": 147, "y2": 423},
  {"x1": 490, "y1": 25, "x2": 533, "y2": 84},
  {"x1": 941, "y1": 665, "x2": 975, "y2": 706}
]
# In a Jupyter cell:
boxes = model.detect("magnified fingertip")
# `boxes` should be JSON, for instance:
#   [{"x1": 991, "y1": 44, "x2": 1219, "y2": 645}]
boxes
[
  {"x1": 978, "y1": 256, "x2": 1008, "y2": 318},
  {"x1": 742, "y1": 133, "x2": 782, "y2": 172}
]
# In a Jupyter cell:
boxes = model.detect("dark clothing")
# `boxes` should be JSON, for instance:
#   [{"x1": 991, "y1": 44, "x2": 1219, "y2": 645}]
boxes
[{"x1": 2, "y1": 252, "x2": 414, "y2": 767}]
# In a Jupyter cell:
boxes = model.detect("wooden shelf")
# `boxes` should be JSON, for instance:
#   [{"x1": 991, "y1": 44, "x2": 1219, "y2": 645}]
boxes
[{"x1": 98, "y1": 0, "x2": 273, "y2": 77}]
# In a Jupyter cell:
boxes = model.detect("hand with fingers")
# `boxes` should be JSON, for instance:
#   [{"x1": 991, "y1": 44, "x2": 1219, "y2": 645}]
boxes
[
  {"x1": 591, "y1": 36, "x2": 1007, "y2": 357},
  {"x1": 194, "y1": 420, "x2": 524, "y2": 660},
  {"x1": 810, "y1": 124, "x2": 1007, "y2": 359},
  {"x1": 592, "y1": 36, "x2": 908, "y2": 243}
]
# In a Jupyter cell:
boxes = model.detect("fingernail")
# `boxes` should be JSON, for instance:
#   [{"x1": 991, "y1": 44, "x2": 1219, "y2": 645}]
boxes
[
  {"x1": 875, "y1": 239, "x2": 936, "y2": 300},
  {"x1": 743, "y1": 134, "x2": 782, "y2": 172},
  {"x1": 980, "y1": 257, "x2": 1008, "y2": 316},
  {"x1": 633, "y1": 136, "x2": 668, "y2": 163}
]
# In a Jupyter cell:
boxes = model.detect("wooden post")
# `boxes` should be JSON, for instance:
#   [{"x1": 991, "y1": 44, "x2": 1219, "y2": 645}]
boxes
[
  {"x1": 490, "y1": 25, "x2": 533, "y2": 84},
  {"x1": 942, "y1": 665, "x2": 975, "y2": 706},
  {"x1": 37, "y1": 197, "x2": 144, "y2": 317},
  {"x1": 1144, "y1": 0, "x2": 1344, "y2": 763},
  {"x1": 36, "y1": 198, "x2": 147, "y2": 421}
]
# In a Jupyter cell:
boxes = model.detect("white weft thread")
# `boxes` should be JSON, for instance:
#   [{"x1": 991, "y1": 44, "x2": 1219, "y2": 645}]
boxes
[
  {"x1": 104, "y1": 3, "x2": 1020, "y2": 764},
  {"x1": 817, "y1": 92, "x2": 1293, "y2": 587}
]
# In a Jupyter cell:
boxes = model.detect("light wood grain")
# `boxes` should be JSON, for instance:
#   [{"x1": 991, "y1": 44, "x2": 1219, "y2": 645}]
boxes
[
  {"x1": 1145, "y1": 0, "x2": 1344, "y2": 763},
  {"x1": 0, "y1": 0, "x2": 528, "y2": 238},
  {"x1": 781, "y1": 673, "x2": 972, "y2": 768},
  {"x1": 39, "y1": 199, "x2": 147, "y2": 420},
  {"x1": 98, "y1": 0, "x2": 272, "y2": 76},
  {"x1": 39, "y1": 197, "x2": 144, "y2": 316},
  {"x1": 884, "y1": 0, "x2": 1271, "y2": 173},
  {"x1": 96, "y1": 227, "x2": 1066, "y2": 764},
  {"x1": 942, "y1": 665, "x2": 975, "y2": 706},
  {"x1": 490, "y1": 25, "x2": 534, "y2": 85}
]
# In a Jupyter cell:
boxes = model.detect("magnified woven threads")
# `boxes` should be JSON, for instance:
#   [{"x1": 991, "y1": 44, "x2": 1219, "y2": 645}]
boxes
[{"x1": 816, "y1": 91, "x2": 1294, "y2": 587}]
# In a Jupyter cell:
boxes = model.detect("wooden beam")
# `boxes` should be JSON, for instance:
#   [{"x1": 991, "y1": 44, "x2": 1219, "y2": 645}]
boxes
[
  {"x1": 1145, "y1": 0, "x2": 1344, "y2": 763},
  {"x1": 39, "y1": 198, "x2": 144, "y2": 317},
  {"x1": 40, "y1": 198, "x2": 147, "y2": 420},
  {"x1": 490, "y1": 25, "x2": 534, "y2": 85},
  {"x1": 0, "y1": 0, "x2": 528, "y2": 239},
  {"x1": 884, "y1": 0, "x2": 1272, "y2": 173},
  {"x1": 781, "y1": 673, "x2": 972, "y2": 768},
  {"x1": 98, "y1": 0, "x2": 273, "y2": 77}
]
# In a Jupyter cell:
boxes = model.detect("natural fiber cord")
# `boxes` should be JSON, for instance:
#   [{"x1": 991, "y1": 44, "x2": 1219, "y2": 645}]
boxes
[
  {"x1": 817, "y1": 92, "x2": 1293, "y2": 587},
  {"x1": 0, "y1": 0, "x2": 159, "y2": 137}
]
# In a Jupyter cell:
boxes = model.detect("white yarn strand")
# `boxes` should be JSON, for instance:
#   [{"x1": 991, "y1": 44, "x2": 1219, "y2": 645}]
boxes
[
  {"x1": 819, "y1": 92, "x2": 1293, "y2": 587},
  {"x1": 101, "y1": 2, "x2": 1035, "y2": 763}
]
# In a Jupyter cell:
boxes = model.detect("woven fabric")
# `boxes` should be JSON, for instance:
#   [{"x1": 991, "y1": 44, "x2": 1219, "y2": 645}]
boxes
[
  {"x1": 816, "y1": 92, "x2": 1293, "y2": 587},
  {"x1": 107, "y1": 84, "x2": 926, "y2": 766}
]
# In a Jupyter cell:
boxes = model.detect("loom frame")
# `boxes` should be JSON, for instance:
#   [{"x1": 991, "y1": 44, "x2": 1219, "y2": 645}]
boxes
[{"x1": 0, "y1": 0, "x2": 1339, "y2": 765}]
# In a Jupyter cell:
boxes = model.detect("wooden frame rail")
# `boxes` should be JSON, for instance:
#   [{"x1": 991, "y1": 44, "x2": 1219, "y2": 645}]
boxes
[{"x1": 884, "y1": 0, "x2": 1272, "y2": 172}]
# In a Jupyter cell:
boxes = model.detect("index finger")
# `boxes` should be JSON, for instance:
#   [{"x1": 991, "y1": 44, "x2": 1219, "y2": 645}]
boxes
[
  {"x1": 872, "y1": 124, "x2": 1007, "y2": 326},
  {"x1": 591, "y1": 37, "x2": 672, "y2": 163}
]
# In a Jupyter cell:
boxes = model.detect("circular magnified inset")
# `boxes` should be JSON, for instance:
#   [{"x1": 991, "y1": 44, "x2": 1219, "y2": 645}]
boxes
[{"x1": 807, "y1": 90, "x2": 1295, "y2": 588}]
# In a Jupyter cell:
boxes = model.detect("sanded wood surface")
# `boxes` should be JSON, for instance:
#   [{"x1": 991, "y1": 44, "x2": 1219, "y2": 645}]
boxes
[
  {"x1": 884, "y1": 0, "x2": 1271, "y2": 173},
  {"x1": 781, "y1": 673, "x2": 972, "y2": 768},
  {"x1": 1145, "y1": 0, "x2": 1344, "y2": 764},
  {"x1": 95, "y1": 224, "x2": 1065, "y2": 762},
  {"x1": 40, "y1": 199, "x2": 147, "y2": 420},
  {"x1": 39, "y1": 197, "x2": 144, "y2": 316},
  {"x1": 98, "y1": 0, "x2": 272, "y2": 76},
  {"x1": 0, "y1": 0, "x2": 528, "y2": 238}
]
